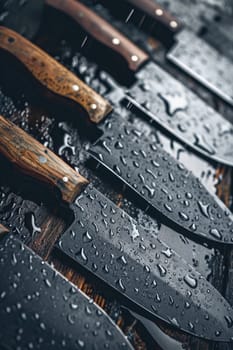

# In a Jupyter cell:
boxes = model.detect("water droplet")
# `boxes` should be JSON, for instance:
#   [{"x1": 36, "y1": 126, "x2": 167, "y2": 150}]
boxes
[
  {"x1": 209, "y1": 228, "x2": 222, "y2": 240},
  {"x1": 197, "y1": 201, "x2": 211, "y2": 219},
  {"x1": 11, "y1": 253, "x2": 17, "y2": 266},
  {"x1": 179, "y1": 212, "x2": 189, "y2": 221},
  {"x1": 225, "y1": 315, "x2": 233, "y2": 328},
  {"x1": 157, "y1": 264, "x2": 167, "y2": 277},
  {"x1": 162, "y1": 248, "x2": 173, "y2": 258},
  {"x1": 184, "y1": 274, "x2": 197, "y2": 288},
  {"x1": 116, "y1": 278, "x2": 126, "y2": 292},
  {"x1": 82, "y1": 231, "x2": 93, "y2": 243},
  {"x1": 159, "y1": 92, "x2": 188, "y2": 116}
]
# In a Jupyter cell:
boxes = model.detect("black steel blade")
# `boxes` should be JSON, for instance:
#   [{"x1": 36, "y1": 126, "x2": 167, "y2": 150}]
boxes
[
  {"x1": 167, "y1": 30, "x2": 233, "y2": 106},
  {"x1": 0, "y1": 234, "x2": 133, "y2": 350},
  {"x1": 126, "y1": 62, "x2": 233, "y2": 166},
  {"x1": 0, "y1": 0, "x2": 44, "y2": 39},
  {"x1": 57, "y1": 185, "x2": 233, "y2": 341},
  {"x1": 89, "y1": 119, "x2": 233, "y2": 244},
  {"x1": 203, "y1": 16, "x2": 233, "y2": 61}
]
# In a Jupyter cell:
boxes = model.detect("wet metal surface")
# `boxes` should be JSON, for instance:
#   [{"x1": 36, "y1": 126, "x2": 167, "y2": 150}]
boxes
[
  {"x1": 0, "y1": 2, "x2": 232, "y2": 349},
  {"x1": 58, "y1": 185, "x2": 233, "y2": 341},
  {"x1": 89, "y1": 118, "x2": 233, "y2": 244},
  {"x1": 167, "y1": 30, "x2": 233, "y2": 106},
  {"x1": 0, "y1": 234, "x2": 133, "y2": 350},
  {"x1": 126, "y1": 62, "x2": 233, "y2": 166}
]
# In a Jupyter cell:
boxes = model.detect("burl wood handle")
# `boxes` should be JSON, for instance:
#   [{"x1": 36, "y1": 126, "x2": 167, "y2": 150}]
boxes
[
  {"x1": 0, "y1": 26, "x2": 112, "y2": 124},
  {"x1": 0, "y1": 116, "x2": 89, "y2": 204},
  {"x1": 126, "y1": 0, "x2": 182, "y2": 33},
  {"x1": 46, "y1": 0, "x2": 148, "y2": 71}
]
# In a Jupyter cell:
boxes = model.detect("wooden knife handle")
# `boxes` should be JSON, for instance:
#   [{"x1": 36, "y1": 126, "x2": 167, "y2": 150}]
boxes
[
  {"x1": 0, "y1": 116, "x2": 89, "y2": 204},
  {"x1": 0, "y1": 26, "x2": 112, "y2": 124},
  {"x1": 46, "y1": 0, "x2": 148, "y2": 71},
  {"x1": 126, "y1": 0, "x2": 182, "y2": 33}
]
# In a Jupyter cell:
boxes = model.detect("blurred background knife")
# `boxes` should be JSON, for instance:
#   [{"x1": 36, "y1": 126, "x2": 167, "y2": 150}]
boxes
[
  {"x1": 1, "y1": 0, "x2": 232, "y2": 167},
  {"x1": 118, "y1": 0, "x2": 233, "y2": 106}
]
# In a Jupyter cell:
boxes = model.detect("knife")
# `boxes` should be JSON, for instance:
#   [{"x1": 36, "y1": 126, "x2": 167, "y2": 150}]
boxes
[
  {"x1": 123, "y1": 0, "x2": 233, "y2": 60},
  {"x1": 119, "y1": 0, "x2": 233, "y2": 106},
  {"x1": 117, "y1": 0, "x2": 217, "y2": 34},
  {"x1": 39, "y1": 0, "x2": 233, "y2": 167},
  {"x1": 1, "y1": 2, "x2": 233, "y2": 167},
  {"x1": 0, "y1": 0, "x2": 233, "y2": 166},
  {"x1": 1, "y1": 27, "x2": 233, "y2": 245},
  {"x1": 0, "y1": 231, "x2": 133, "y2": 350},
  {"x1": 0, "y1": 116, "x2": 233, "y2": 341}
]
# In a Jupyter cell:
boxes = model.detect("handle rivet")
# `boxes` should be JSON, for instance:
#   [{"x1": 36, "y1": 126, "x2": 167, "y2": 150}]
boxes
[
  {"x1": 73, "y1": 84, "x2": 80, "y2": 91},
  {"x1": 39, "y1": 156, "x2": 47, "y2": 164},
  {"x1": 90, "y1": 103, "x2": 97, "y2": 110},
  {"x1": 112, "y1": 38, "x2": 120, "y2": 45},
  {"x1": 155, "y1": 9, "x2": 163, "y2": 16},
  {"x1": 131, "y1": 55, "x2": 139, "y2": 62},
  {"x1": 63, "y1": 176, "x2": 69, "y2": 183},
  {"x1": 170, "y1": 20, "x2": 178, "y2": 28}
]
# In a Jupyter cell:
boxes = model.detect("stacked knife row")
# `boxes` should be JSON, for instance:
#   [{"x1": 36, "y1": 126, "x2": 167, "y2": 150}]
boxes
[{"x1": 0, "y1": 0, "x2": 233, "y2": 348}]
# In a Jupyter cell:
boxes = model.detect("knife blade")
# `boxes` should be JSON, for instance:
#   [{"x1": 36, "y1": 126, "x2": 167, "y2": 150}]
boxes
[
  {"x1": 0, "y1": 117, "x2": 233, "y2": 341},
  {"x1": 120, "y1": 0, "x2": 233, "y2": 106},
  {"x1": 33, "y1": 0, "x2": 233, "y2": 166},
  {"x1": 1, "y1": 27, "x2": 233, "y2": 244},
  {"x1": 1, "y1": 3, "x2": 233, "y2": 166},
  {"x1": 201, "y1": 16, "x2": 233, "y2": 61},
  {"x1": 0, "y1": 232, "x2": 133, "y2": 350},
  {"x1": 88, "y1": 118, "x2": 233, "y2": 245}
]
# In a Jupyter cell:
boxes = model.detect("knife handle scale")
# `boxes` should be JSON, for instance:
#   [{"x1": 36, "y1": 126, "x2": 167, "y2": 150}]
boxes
[
  {"x1": 46, "y1": 0, "x2": 148, "y2": 72},
  {"x1": 126, "y1": 0, "x2": 181, "y2": 33},
  {"x1": 0, "y1": 116, "x2": 89, "y2": 204},
  {"x1": 0, "y1": 26, "x2": 112, "y2": 124}
]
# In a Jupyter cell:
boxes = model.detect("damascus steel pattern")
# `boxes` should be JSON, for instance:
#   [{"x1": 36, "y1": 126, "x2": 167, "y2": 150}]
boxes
[
  {"x1": 0, "y1": 235, "x2": 132, "y2": 350},
  {"x1": 126, "y1": 62, "x2": 233, "y2": 166},
  {"x1": 58, "y1": 185, "x2": 233, "y2": 341},
  {"x1": 167, "y1": 30, "x2": 233, "y2": 106},
  {"x1": 89, "y1": 119, "x2": 233, "y2": 244}
]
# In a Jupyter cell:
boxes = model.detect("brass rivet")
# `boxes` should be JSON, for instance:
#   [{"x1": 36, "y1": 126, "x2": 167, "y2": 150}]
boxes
[
  {"x1": 170, "y1": 20, "x2": 178, "y2": 28},
  {"x1": 90, "y1": 103, "x2": 97, "y2": 110},
  {"x1": 112, "y1": 38, "x2": 120, "y2": 45},
  {"x1": 131, "y1": 55, "x2": 139, "y2": 62},
  {"x1": 155, "y1": 8, "x2": 163, "y2": 16},
  {"x1": 63, "y1": 176, "x2": 69, "y2": 183},
  {"x1": 39, "y1": 156, "x2": 47, "y2": 164},
  {"x1": 73, "y1": 84, "x2": 79, "y2": 91}
]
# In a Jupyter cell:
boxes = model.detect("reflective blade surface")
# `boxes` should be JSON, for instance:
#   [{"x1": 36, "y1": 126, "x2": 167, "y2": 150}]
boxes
[
  {"x1": 58, "y1": 185, "x2": 233, "y2": 341},
  {"x1": 126, "y1": 62, "x2": 233, "y2": 166},
  {"x1": 0, "y1": 235, "x2": 133, "y2": 350},
  {"x1": 167, "y1": 30, "x2": 233, "y2": 106},
  {"x1": 89, "y1": 119, "x2": 233, "y2": 244}
]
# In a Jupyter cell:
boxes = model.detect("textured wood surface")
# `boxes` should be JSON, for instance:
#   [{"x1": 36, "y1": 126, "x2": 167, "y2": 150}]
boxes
[
  {"x1": 46, "y1": 0, "x2": 149, "y2": 71},
  {"x1": 125, "y1": 0, "x2": 182, "y2": 32},
  {"x1": 0, "y1": 115, "x2": 89, "y2": 203},
  {"x1": 0, "y1": 26, "x2": 112, "y2": 123}
]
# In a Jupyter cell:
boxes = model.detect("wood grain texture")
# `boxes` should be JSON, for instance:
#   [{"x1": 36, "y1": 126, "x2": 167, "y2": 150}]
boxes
[
  {"x1": 126, "y1": 0, "x2": 182, "y2": 33},
  {"x1": 0, "y1": 116, "x2": 89, "y2": 204},
  {"x1": 46, "y1": 0, "x2": 149, "y2": 71},
  {"x1": 0, "y1": 26, "x2": 112, "y2": 123}
]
